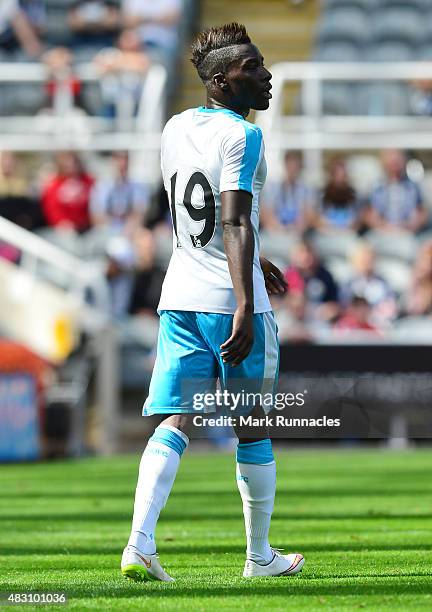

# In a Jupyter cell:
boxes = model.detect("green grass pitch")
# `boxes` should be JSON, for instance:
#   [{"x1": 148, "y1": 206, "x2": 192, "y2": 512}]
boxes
[{"x1": 1, "y1": 449, "x2": 432, "y2": 611}]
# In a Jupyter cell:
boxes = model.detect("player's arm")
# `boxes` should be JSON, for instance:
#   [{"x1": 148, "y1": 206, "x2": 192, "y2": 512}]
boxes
[
  {"x1": 219, "y1": 124, "x2": 265, "y2": 367},
  {"x1": 220, "y1": 190, "x2": 255, "y2": 367}
]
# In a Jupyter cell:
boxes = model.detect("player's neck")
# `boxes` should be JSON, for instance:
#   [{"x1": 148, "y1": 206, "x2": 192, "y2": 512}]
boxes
[{"x1": 205, "y1": 96, "x2": 249, "y2": 119}]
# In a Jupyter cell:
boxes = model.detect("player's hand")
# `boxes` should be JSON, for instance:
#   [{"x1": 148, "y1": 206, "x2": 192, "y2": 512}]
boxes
[
  {"x1": 260, "y1": 256, "x2": 288, "y2": 295},
  {"x1": 220, "y1": 307, "x2": 254, "y2": 367}
]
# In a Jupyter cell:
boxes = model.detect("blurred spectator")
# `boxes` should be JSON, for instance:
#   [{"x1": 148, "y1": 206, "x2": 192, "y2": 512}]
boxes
[
  {"x1": 260, "y1": 151, "x2": 315, "y2": 233},
  {"x1": 144, "y1": 182, "x2": 174, "y2": 235},
  {"x1": 0, "y1": 0, "x2": 43, "y2": 57},
  {"x1": 105, "y1": 233, "x2": 137, "y2": 318},
  {"x1": 335, "y1": 296, "x2": 379, "y2": 333},
  {"x1": 41, "y1": 152, "x2": 94, "y2": 232},
  {"x1": 284, "y1": 240, "x2": 339, "y2": 322},
  {"x1": 273, "y1": 293, "x2": 315, "y2": 344},
  {"x1": 341, "y1": 242, "x2": 397, "y2": 326},
  {"x1": 410, "y1": 76, "x2": 432, "y2": 116},
  {"x1": 90, "y1": 150, "x2": 150, "y2": 318},
  {"x1": 94, "y1": 28, "x2": 150, "y2": 119},
  {"x1": 366, "y1": 150, "x2": 428, "y2": 233},
  {"x1": 105, "y1": 226, "x2": 164, "y2": 319},
  {"x1": 406, "y1": 240, "x2": 432, "y2": 316},
  {"x1": 90, "y1": 151, "x2": 149, "y2": 230},
  {"x1": 129, "y1": 228, "x2": 165, "y2": 317},
  {"x1": 43, "y1": 47, "x2": 83, "y2": 111},
  {"x1": 0, "y1": 151, "x2": 42, "y2": 230},
  {"x1": 315, "y1": 157, "x2": 361, "y2": 232},
  {"x1": 121, "y1": 0, "x2": 182, "y2": 66},
  {"x1": 0, "y1": 152, "x2": 27, "y2": 198},
  {"x1": 68, "y1": 1, "x2": 120, "y2": 52}
]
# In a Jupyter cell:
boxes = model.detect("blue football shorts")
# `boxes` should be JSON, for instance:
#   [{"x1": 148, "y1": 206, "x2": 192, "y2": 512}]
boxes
[{"x1": 143, "y1": 309, "x2": 279, "y2": 416}]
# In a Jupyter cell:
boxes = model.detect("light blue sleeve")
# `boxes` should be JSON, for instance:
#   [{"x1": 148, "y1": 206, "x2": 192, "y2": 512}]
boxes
[{"x1": 220, "y1": 122, "x2": 263, "y2": 195}]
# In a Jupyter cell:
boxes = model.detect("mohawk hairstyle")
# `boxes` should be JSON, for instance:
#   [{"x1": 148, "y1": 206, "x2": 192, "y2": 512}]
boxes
[{"x1": 191, "y1": 22, "x2": 251, "y2": 84}]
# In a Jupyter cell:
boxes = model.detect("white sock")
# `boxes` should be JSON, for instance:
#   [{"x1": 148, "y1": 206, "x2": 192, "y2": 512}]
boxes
[
  {"x1": 236, "y1": 446, "x2": 276, "y2": 564},
  {"x1": 128, "y1": 424, "x2": 189, "y2": 555}
]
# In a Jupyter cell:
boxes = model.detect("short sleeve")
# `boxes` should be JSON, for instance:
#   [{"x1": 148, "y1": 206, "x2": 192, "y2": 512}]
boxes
[{"x1": 219, "y1": 123, "x2": 263, "y2": 196}]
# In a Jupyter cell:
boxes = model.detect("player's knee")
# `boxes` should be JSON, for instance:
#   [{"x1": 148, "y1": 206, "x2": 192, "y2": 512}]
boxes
[{"x1": 160, "y1": 413, "x2": 195, "y2": 436}]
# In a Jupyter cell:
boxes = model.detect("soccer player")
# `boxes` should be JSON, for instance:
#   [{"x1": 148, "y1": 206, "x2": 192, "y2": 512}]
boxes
[{"x1": 121, "y1": 22, "x2": 305, "y2": 581}]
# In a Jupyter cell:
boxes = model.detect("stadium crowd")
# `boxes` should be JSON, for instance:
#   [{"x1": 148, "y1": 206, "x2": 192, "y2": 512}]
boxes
[
  {"x1": 1, "y1": 1, "x2": 432, "y2": 345},
  {"x1": 0, "y1": 0, "x2": 189, "y2": 322},
  {"x1": 0, "y1": 0, "x2": 187, "y2": 116},
  {"x1": 2, "y1": 145, "x2": 432, "y2": 343},
  {"x1": 261, "y1": 149, "x2": 432, "y2": 342}
]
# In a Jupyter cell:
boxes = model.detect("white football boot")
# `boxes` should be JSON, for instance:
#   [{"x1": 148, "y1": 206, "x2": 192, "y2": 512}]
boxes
[
  {"x1": 243, "y1": 549, "x2": 305, "y2": 578},
  {"x1": 121, "y1": 545, "x2": 174, "y2": 582}
]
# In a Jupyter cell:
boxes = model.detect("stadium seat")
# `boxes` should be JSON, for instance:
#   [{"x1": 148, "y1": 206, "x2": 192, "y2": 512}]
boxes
[
  {"x1": 417, "y1": 230, "x2": 432, "y2": 245},
  {"x1": 365, "y1": 230, "x2": 418, "y2": 263},
  {"x1": 326, "y1": 256, "x2": 353, "y2": 284},
  {"x1": 374, "y1": 257, "x2": 411, "y2": 294},
  {"x1": 377, "y1": 0, "x2": 429, "y2": 10},
  {"x1": 79, "y1": 81, "x2": 104, "y2": 119},
  {"x1": 393, "y1": 316, "x2": 432, "y2": 343},
  {"x1": 365, "y1": 41, "x2": 415, "y2": 62},
  {"x1": 311, "y1": 81, "x2": 354, "y2": 115},
  {"x1": 72, "y1": 46, "x2": 100, "y2": 64},
  {"x1": 44, "y1": 0, "x2": 75, "y2": 46},
  {"x1": 311, "y1": 230, "x2": 360, "y2": 259},
  {"x1": 322, "y1": 0, "x2": 377, "y2": 10},
  {"x1": 314, "y1": 41, "x2": 362, "y2": 62},
  {"x1": 81, "y1": 227, "x2": 113, "y2": 260},
  {"x1": 35, "y1": 227, "x2": 83, "y2": 257},
  {"x1": 356, "y1": 83, "x2": 411, "y2": 115},
  {"x1": 317, "y1": 8, "x2": 371, "y2": 47},
  {"x1": 422, "y1": 16, "x2": 432, "y2": 47},
  {"x1": 362, "y1": 40, "x2": 415, "y2": 123},
  {"x1": 313, "y1": 44, "x2": 361, "y2": 115},
  {"x1": 32, "y1": 229, "x2": 102, "y2": 291},
  {"x1": 154, "y1": 232, "x2": 173, "y2": 268},
  {"x1": 0, "y1": 86, "x2": 15, "y2": 117},
  {"x1": 418, "y1": 44, "x2": 432, "y2": 60},
  {"x1": 259, "y1": 231, "x2": 298, "y2": 266},
  {"x1": 0, "y1": 51, "x2": 45, "y2": 116},
  {"x1": 372, "y1": 8, "x2": 425, "y2": 46},
  {"x1": 119, "y1": 315, "x2": 159, "y2": 349}
]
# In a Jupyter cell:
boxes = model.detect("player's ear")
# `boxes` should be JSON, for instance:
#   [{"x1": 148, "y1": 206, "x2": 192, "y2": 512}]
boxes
[{"x1": 213, "y1": 72, "x2": 228, "y2": 91}]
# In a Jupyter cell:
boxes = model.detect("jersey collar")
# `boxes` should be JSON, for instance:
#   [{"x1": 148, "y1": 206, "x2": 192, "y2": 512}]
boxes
[{"x1": 197, "y1": 105, "x2": 244, "y2": 119}]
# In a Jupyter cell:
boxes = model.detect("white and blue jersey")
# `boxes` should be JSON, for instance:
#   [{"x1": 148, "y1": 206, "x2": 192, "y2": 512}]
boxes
[
  {"x1": 158, "y1": 106, "x2": 271, "y2": 315},
  {"x1": 143, "y1": 106, "x2": 278, "y2": 416}
]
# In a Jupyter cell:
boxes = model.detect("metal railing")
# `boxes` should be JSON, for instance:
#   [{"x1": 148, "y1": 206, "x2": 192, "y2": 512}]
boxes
[
  {"x1": 0, "y1": 216, "x2": 109, "y2": 310},
  {"x1": 0, "y1": 217, "x2": 120, "y2": 454},
  {"x1": 0, "y1": 61, "x2": 166, "y2": 185},
  {"x1": 256, "y1": 61, "x2": 432, "y2": 182}
]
